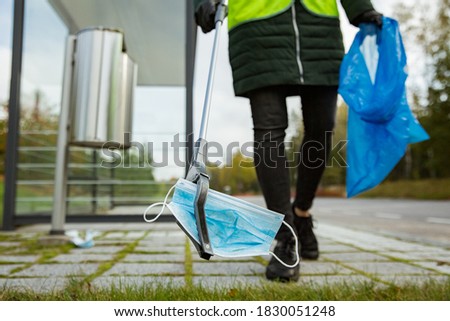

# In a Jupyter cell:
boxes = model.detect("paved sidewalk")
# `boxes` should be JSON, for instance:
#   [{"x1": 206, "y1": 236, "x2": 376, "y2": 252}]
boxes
[{"x1": 0, "y1": 222, "x2": 449, "y2": 293}]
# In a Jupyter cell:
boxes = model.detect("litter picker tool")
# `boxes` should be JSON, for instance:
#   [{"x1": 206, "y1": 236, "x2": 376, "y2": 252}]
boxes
[
  {"x1": 183, "y1": 0, "x2": 228, "y2": 260},
  {"x1": 144, "y1": 0, "x2": 300, "y2": 268}
]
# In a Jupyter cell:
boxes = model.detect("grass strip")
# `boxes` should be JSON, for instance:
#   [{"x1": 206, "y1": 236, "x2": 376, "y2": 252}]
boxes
[
  {"x1": 359, "y1": 178, "x2": 450, "y2": 200},
  {"x1": 184, "y1": 238, "x2": 193, "y2": 287},
  {"x1": 0, "y1": 277, "x2": 448, "y2": 301}
]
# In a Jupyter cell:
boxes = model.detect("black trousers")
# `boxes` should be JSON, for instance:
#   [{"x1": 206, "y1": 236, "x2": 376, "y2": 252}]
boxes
[{"x1": 248, "y1": 85, "x2": 338, "y2": 240}]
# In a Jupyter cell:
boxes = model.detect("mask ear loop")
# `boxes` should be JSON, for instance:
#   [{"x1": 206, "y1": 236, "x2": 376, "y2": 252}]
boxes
[
  {"x1": 269, "y1": 221, "x2": 301, "y2": 268},
  {"x1": 143, "y1": 184, "x2": 176, "y2": 223}
]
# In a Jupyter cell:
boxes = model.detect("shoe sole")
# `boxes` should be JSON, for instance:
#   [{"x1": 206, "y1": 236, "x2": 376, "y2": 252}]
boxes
[{"x1": 265, "y1": 270, "x2": 299, "y2": 282}]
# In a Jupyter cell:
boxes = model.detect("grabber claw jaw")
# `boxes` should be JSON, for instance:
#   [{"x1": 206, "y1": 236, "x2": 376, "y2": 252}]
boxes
[
  {"x1": 184, "y1": 138, "x2": 213, "y2": 260},
  {"x1": 192, "y1": 172, "x2": 213, "y2": 259}
]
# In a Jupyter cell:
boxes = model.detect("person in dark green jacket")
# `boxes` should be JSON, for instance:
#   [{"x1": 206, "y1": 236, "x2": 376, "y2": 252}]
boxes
[{"x1": 194, "y1": 0, "x2": 382, "y2": 282}]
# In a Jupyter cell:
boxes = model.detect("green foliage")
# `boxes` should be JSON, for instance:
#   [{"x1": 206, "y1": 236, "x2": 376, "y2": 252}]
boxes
[
  {"x1": 286, "y1": 108, "x2": 303, "y2": 188},
  {"x1": 0, "y1": 179, "x2": 3, "y2": 223},
  {"x1": 321, "y1": 104, "x2": 348, "y2": 186},
  {"x1": 358, "y1": 178, "x2": 450, "y2": 200},
  {"x1": 394, "y1": 0, "x2": 450, "y2": 179},
  {"x1": 208, "y1": 150, "x2": 260, "y2": 195},
  {"x1": 286, "y1": 103, "x2": 348, "y2": 188},
  {"x1": 0, "y1": 91, "x2": 59, "y2": 177},
  {"x1": 0, "y1": 103, "x2": 7, "y2": 176}
]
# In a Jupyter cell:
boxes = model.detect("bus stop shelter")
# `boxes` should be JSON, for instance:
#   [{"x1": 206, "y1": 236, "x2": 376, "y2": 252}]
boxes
[{"x1": 2, "y1": 0, "x2": 197, "y2": 230}]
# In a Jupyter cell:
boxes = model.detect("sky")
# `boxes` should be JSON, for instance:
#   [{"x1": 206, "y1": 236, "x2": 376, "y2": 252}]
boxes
[{"x1": 0, "y1": 0, "x2": 435, "y2": 180}]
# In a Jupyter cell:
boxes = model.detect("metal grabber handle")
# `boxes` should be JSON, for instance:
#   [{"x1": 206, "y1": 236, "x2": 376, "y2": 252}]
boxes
[{"x1": 185, "y1": 0, "x2": 228, "y2": 260}]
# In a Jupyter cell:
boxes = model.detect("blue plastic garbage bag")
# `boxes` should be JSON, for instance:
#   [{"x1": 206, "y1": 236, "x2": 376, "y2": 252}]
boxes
[{"x1": 339, "y1": 17, "x2": 429, "y2": 197}]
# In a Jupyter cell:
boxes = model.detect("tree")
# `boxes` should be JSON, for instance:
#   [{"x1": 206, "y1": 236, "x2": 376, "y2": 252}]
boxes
[
  {"x1": 395, "y1": 0, "x2": 450, "y2": 179},
  {"x1": 208, "y1": 150, "x2": 260, "y2": 195},
  {"x1": 0, "y1": 101, "x2": 8, "y2": 176},
  {"x1": 285, "y1": 102, "x2": 348, "y2": 188},
  {"x1": 321, "y1": 102, "x2": 348, "y2": 186}
]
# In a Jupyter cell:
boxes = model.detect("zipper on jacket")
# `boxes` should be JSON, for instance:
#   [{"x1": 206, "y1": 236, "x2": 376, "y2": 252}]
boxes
[{"x1": 291, "y1": 3, "x2": 304, "y2": 83}]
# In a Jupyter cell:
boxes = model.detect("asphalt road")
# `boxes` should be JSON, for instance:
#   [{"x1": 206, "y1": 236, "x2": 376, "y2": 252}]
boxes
[{"x1": 239, "y1": 196, "x2": 450, "y2": 247}]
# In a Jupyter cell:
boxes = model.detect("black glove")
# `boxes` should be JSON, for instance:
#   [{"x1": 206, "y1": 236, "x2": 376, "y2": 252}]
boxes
[
  {"x1": 195, "y1": 0, "x2": 223, "y2": 33},
  {"x1": 351, "y1": 10, "x2": 383, "y2": 28}
]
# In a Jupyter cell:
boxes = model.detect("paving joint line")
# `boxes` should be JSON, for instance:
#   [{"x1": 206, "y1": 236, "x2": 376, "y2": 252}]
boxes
[
  {"x1": 323, "y1": 240, "x2": 449, "y2": 276},
  {"x1": 83, "y1": 231, "x2": 151, "y2": 284},
  {"x1": 320, "y1": 257, "x2": 396, "y2": 286},
  {"x1": 184, "y1": 237, "x2": 193, "y2": 287}
]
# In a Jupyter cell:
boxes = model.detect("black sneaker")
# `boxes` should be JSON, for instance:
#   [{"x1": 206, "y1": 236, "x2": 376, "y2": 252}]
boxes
[
  {"x1": 265, "y1": 237, "x2": 300, "y2": 282},
  {"x1": 294, "y1": 215, "x2": 319, "y2": 260}
]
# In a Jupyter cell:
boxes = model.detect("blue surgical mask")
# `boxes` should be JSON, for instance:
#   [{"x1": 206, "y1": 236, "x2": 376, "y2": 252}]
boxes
[{"x1": 144, "y1": 179, "x2": 299, "y2": 267}]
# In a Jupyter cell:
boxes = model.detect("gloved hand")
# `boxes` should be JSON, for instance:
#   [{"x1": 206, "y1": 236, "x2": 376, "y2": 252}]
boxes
[
  {"x1": 351, "y1": 10, "x2": 383, "y2": 28},
  {"x1": 195, "y1": 0, "x2": 226, "y2": 33}
]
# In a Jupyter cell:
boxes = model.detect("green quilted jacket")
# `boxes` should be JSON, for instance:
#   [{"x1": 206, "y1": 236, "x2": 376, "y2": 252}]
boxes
[{"x1": 194, "y1": 0, "x2": 375, "y2": 97}]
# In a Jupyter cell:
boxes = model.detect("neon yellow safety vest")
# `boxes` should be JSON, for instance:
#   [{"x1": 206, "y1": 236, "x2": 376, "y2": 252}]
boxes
[{"x1": 228, "y1": 0, "x2": 339, "y2": 30}]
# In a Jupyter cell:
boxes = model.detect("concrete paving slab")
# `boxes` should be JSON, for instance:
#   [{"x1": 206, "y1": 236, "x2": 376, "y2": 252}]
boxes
[
  {"x1": 193, "y1": 276, "x2": 263, "y2": 288},
  {"x1": 414, "y1": 261, "x2": 450, "y2": 274},
  {"x1": 144, "y1": 232, "x2": 186, "y2": 239},
  {"x1": 379, "y1": 251, "x2": 450, "y2": 262},
  {"x1": 124, "y1": 231, "x2": 146, "y2": 239},
  {"x1": 0, "y1": 264, "x2": 23, "y2": 275},
  {"x1": 123, "y1": 253, "x2": 185, "y2": 263},
  {"x1": 0, "y1": 255, "x2": 39, "y2": 263},
  {"x1": 15, "y1": 223, "x2": 151, "y2": 233},
  {"x1": 300, "y1": 262, "x2": 354, "y2": 275},
  {"x1": 318, "y1": 224, "x2": 448, "y2": 254},
  {"x1": 320, "y1": 244, "x2": 360, "y2": 253},
  {"x1": 142, "y1": 235, "x2": 188, "y2": 243},
  {"x1": 103, "y1": 232, "x2": 128, "y2": 239},
  {"x1": 13, "y1": 263, "x2": 99, "y2": 277},
  {"x1": 92, "y1": 276, "x2": 185, "y2": 288},
  {"x1": 80, "y1": 246, "x2": 125, "y2": 254},
  {"x1": 145, "y1": 230, "x2": 186, "y2": 238},
  {"x1": 1, "y1": 248, "x2": 30, "y2": 255},
  {"x1": 299, "y1": 275, "x2": 376, "y2": 286},
  {"x1": 193, "y1": 262, "x2": 265, "y2": 276},
  {"x1": 345, "y1": 262, "x2": 434, "y2": 275},
  {"x1": 377, "y1": 275, "x2": 450, "y2": 285},
  {"x1": 0, "y1": 277, "x2": 69, "y2": 293},
  {"x1": 16, "y1": 233, "x2": 40, "y2": 240},
  {"x1": 104, "y1": 263, "x2": 185, "y2": 276},
  {"x1": 194, "y1": 255, "x2": 258, "y2": 262},
  {"x1": 50, "y1": 253, "x2": 116, "y2": 263},
  {"x1": 95, "y1": 240, "x2": 135, "y2": 245},
  {"x1": 321, "y1": 252, "x2": 390, "y2": 262},
  {"x1": 0, "y1": 242, "x2": 22, "y2": 247},
  {"x1": 383, "y1": 243, "x2": 446, "y2": 252},
  {"x1": 140, "y1": 238, "x2": 185, "y2": 246},
  {"x1": 134, "y1": 245, "x2": 185, "y2": 254},
  {"x1": 315, "y1": 238, "x2": 338, "y2": 245}
]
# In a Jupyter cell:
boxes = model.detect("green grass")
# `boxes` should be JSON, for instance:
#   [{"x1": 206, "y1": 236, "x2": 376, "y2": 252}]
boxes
[
  {"x1": 0, "y1": 278, "x2": 449, "y2": 301},
  {"x1": 360, "y1": 178, "x2": 450, "y2": 200},
  {"x1": 320, "y1": 178, "x2": 450, "y2": 200}
]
